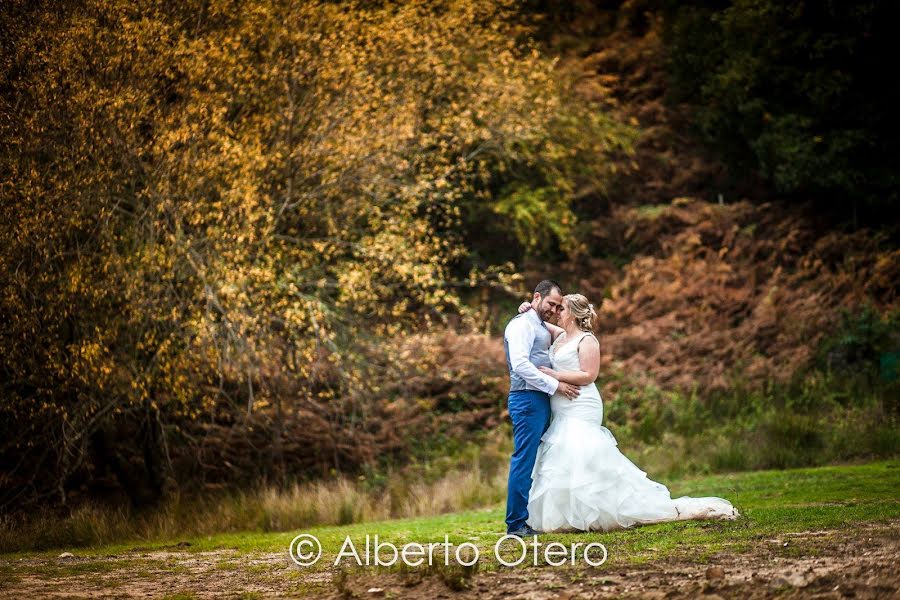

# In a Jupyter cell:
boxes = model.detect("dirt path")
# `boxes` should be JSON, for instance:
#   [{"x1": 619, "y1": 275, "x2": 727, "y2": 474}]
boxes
[{"x1": 2, "y1": 521, "x2": 897, "y2": 599}]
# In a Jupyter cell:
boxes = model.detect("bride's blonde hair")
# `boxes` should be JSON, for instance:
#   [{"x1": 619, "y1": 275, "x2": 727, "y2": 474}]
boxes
[{"x1": 565, "y1": 293, "x2": 597, "y2": 332}]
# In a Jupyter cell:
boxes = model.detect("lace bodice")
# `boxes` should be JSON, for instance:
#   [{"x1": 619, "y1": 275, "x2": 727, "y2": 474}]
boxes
[
  {"x1": 550, "y1": 331, "x2": 594, "y2": 371},
  {"x1": 548, "y1": 331, "x2": 603, "y2": 421}
]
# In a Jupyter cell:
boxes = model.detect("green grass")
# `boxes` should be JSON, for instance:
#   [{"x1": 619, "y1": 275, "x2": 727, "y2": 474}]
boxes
[
  {"x1": 6, "y1": 459, "x2": 896, "y2": 579},
  {"x1": 1, "y1": 461, "x2": 896, "y2": 597}
]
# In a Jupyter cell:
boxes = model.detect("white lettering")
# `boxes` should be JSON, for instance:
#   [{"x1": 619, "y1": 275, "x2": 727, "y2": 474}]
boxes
[
  {"x1": 543, "y1": 542, "x2": 568, "y2": 567},
  {"x1": 401, "y1": 542, "x2": 425, "y2": 567},
  {"x1": 494, "y1": 534, "x2": 527, "y2": 567},
  {"x1": 455, "y1": 542, "x2": 480, "y2": 567},
  {"x1": 333, "y1": 535, "x2": 362, "y2": 566}
]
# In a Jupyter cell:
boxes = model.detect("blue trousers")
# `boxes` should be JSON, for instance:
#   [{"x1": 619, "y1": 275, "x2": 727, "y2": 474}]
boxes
[{"x1": 505, "y1": 389, "x2": 551, "y2": 532}]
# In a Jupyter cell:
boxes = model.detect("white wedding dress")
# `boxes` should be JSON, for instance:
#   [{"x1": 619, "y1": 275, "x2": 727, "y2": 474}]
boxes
[{"x1": 526, "y1": 330, "x2": 739, "y2": 532}]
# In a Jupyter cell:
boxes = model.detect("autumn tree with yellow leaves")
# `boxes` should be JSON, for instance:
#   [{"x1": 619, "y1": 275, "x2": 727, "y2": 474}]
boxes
[{"x1": 0, "y1": 0, "x2": 632, "y2": 510}]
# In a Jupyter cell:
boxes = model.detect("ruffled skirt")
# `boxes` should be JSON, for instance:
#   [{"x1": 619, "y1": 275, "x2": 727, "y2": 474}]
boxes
[{"x1": 526, "y1": 415, "x2": 738, "y2": 532}]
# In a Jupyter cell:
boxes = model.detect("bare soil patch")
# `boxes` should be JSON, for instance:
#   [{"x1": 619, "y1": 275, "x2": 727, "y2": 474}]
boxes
[
  {"x1": 330, "y1": 521, "x2": 899, "y2": 599},
  {"x1": 1, "y1": 521, "x2": 897, "y2": 599}
]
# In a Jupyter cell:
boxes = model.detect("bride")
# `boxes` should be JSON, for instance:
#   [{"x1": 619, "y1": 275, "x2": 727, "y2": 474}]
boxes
[{"x1": 518, "y1": 293, "x2": 739, "y2": 532}]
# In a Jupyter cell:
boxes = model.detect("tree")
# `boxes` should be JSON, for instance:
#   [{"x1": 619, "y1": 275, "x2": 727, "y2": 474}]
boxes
[
  {"x1": 0, "y1": 0, "x2": 630, "y2": 510},
  {"x1": 664, "y1": 0, "x2": 900, "y2": 217}
]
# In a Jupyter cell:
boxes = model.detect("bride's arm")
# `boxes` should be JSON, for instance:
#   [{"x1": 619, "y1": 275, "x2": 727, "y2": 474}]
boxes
[
  {"x1": 516, "y1": 301, "x2": 565, "y2": 342},
  {"x1": 544, "y1": 321, "x2": 565, "y2": 342},
  {"x1": 538, "y1": 336, "x2": 601, "y2": 386}
]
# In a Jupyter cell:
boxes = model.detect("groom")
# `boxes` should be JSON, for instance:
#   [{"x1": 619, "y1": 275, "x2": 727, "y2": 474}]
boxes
[{"x1": 503, "y1": 279, "x2": 580, "y2": 537}]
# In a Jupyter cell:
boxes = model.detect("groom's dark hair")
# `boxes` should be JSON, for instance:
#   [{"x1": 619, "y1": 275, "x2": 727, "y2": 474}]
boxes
[{"x1": 534, "y1": 279, "x2": 562, "y2": 298}]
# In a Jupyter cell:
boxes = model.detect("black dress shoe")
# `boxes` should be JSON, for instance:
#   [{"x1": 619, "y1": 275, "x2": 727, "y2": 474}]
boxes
[{"x1": 507, "y1": 525, "x2": 541, "y2": 538}]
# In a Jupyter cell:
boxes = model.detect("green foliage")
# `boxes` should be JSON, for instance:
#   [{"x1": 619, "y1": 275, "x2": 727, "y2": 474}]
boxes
[
  {"x1": 815, "y1": 305, "x2": 900, "y2": 381},
  {"x1": 664, "y1": 0, "x2": 900, "y2": 210},
  {"x1": 490, "y1": 185, "x2": 574, "y2": 255},
  {"x1": 604, "y1": 364, "x2": 898, "y2": 478},
  {"x1": 337, "y1": 499, "x2": 357, "y2": 527},
  {"x1": 458, "y1": 96, "x2": 635, "y2": 266}
]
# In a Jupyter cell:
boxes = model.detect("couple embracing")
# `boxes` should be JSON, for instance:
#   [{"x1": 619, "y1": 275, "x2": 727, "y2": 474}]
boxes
[{"x1": 503, "y1": 280, "x2": 738, "y2": 538}]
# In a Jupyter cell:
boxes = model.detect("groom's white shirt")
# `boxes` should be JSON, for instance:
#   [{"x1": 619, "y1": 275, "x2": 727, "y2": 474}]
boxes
[{"x1": 504, "y1": 308, "x2": 560, "y2": 396}]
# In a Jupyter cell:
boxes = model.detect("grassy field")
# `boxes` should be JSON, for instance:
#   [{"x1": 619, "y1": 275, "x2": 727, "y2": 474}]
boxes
[{"x1": 0, "y1": 459, "x2": 897, "y2": 598}]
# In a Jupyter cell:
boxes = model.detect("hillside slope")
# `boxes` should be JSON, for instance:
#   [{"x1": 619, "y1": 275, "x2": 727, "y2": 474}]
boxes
[{"x1": 522, "y1": 3, "x2": 899, "y2": 399}]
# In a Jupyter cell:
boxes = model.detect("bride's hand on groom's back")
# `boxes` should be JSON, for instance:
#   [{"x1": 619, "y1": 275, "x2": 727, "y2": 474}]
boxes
[{"x1": 518, "y1": 301, "x2": 532, "y2": 313}]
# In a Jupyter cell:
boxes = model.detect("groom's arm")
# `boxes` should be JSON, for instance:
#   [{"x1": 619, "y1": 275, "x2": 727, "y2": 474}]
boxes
[{"x1": 505, "y1": 319, "x2": 559, "y2": 395}]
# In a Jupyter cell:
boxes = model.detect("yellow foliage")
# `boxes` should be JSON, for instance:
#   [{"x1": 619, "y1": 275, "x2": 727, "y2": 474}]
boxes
[{"x1": 0, "y1": 0, "x2": 631, "y2": 506}]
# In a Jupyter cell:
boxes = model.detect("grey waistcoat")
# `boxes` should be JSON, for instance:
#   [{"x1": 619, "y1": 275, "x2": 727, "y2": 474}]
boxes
[{"x1": 503, "y1": 313, "x2": 552, "y2": 392}]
